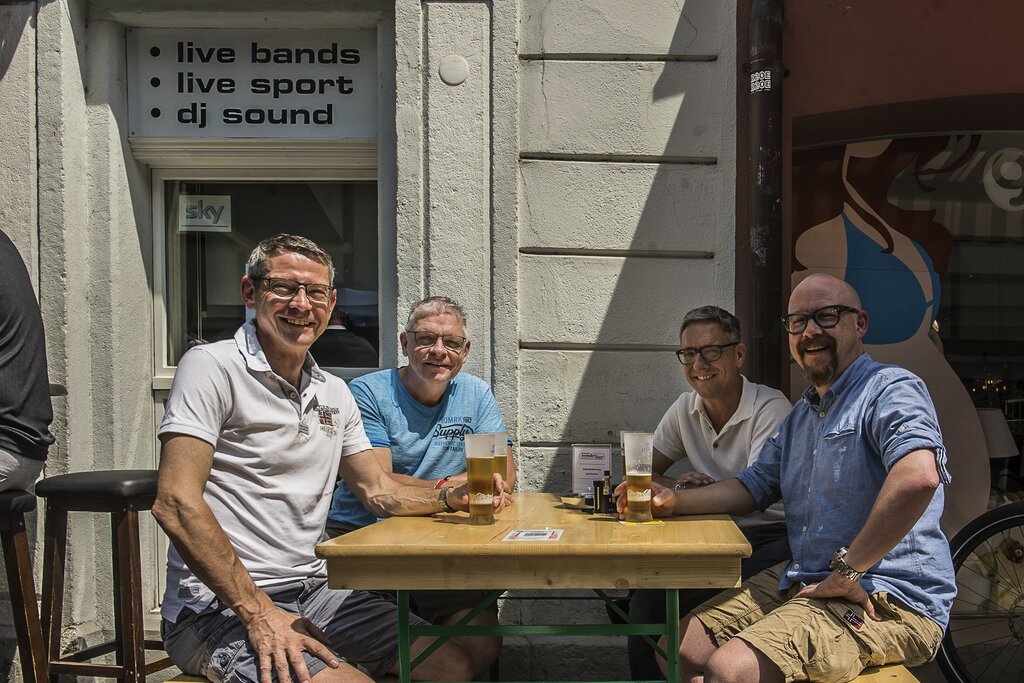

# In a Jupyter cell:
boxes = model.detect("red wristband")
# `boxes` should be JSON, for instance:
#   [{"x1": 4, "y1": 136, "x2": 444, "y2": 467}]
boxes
[{"x1": 434, "y1": 476, "x2": 450, "y2": 489}]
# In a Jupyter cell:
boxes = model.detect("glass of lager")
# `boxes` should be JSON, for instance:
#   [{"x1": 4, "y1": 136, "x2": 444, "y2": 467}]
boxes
[
  {"x1": 623, "y1": 431, "x2": 654, "y2": 522},
  {"x1": 491, "y1": 432, "x2": 508, "y2": 493},
  {"x1": 464, "y1": 433, "x2": 495, "y2": 525}
]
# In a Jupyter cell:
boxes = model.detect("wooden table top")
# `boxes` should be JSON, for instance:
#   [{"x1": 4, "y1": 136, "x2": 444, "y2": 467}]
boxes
[{"x1": 315, "y1": 492, "x2": 751, "y2": 591}]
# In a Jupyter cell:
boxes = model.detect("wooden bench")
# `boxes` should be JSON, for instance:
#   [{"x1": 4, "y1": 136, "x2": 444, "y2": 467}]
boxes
[{"x1": 855, "y1": 664, "x2": 918, "y2": 682}]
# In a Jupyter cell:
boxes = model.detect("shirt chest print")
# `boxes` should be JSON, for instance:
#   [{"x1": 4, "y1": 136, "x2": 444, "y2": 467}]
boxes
[
  {"x1": 433, "y1": 416, "x2": 473, "y2": 440},
  {"x1": 316, "y1": 404, "x2": 339, "y2": 438}
]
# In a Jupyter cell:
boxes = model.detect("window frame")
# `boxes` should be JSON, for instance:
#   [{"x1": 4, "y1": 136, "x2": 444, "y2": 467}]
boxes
[{"x1": 150, "y1": 157, "x2": 386, "y2": 389}]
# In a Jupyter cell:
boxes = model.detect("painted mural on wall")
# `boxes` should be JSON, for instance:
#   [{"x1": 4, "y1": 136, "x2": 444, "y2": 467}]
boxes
[{"x1": 790, "y1": 135, "x2": 1020, "y2": 534}]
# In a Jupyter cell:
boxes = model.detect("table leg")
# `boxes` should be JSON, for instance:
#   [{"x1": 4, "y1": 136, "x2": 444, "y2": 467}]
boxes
[
  {"x1": 665, "y1": 589, "x2": 680, "y2": 683},
  {"x1": 398, "y1": 590, "x2": 411, "y2": 683}
]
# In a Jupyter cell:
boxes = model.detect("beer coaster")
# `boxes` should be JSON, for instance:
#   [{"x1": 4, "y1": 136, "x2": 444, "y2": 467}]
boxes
[
  {"x1": 618, "y1": 520, "x2": 664, "y2": 526},
  {"x1": 503, "y1": 529, "x2": 564, "y2": 541}
]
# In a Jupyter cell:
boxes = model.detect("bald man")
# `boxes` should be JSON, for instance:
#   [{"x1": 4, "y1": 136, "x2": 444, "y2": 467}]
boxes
[{"x1": 619, "y1": 274, "x2": 956, "y2": 682}]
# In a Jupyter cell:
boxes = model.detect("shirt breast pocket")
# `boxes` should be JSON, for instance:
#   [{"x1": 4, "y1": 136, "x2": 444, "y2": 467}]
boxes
[{"x1": 821, "y1": 426, "x2": 857, "y2": 478}]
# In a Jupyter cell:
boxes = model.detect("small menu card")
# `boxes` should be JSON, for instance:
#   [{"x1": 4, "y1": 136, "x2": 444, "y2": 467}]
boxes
[{"x1": 571, "y1": 443, "x2": 612, "y2": 495}]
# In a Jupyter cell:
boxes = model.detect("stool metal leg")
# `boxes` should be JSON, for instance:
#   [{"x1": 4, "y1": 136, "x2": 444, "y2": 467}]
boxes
[{"x1": 0, "y1": 511, "x2": 48, "y2": 683}]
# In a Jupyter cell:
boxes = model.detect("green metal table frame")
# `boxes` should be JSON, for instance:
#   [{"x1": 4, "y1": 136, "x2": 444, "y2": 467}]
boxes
[{"x1": 395, "y1": 588, "x2": 680, "y2": 683}]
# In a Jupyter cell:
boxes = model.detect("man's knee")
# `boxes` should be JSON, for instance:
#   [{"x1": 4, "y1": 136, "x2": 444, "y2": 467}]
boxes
[
  {"x1": 704, "y1": 639, "x2": 783, "y2": 683},
  {"x1": 311, "y1": 662, "x2": 375, "y2": 683}
]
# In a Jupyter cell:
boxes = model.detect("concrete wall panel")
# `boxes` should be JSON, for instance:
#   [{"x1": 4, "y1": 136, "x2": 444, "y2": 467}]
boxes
[
  {"x1": 519, "y1": 254, "x2": 717, "y2": 345},
  {"x1": 520, "y1": 160, "x2": 722, "y2": 251},
  {"x1": 520, "y1": 0, "x2": 727, "y2": 56},
  {"x1": 521, "y1": 60, "x2": 726, "y2": 158},
  {"x1": 520, "y1": 351, "x2": 685, "y2": 444}
]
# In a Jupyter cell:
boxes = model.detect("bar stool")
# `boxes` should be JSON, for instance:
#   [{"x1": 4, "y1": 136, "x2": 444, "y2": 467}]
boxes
[
  {"x1": 35, "y1": 470, "x2": 172, "y2": 682},
  {"x1": 0, "y1": 489, "x2": 47, "y2": 683}
]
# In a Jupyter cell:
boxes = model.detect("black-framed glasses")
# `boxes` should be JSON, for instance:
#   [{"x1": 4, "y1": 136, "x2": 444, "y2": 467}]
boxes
[
  {"x1": 675, "y1": 341, "x2": 740, "y2": 365},
  {"x1": 252, "y1": 277, "x2": 334, "y2": 304},
  {"x1": 408, "y1": 330, "x2": 467, "y2": 352},
  {"x1": 781, "y1": 305, "x2": 859, "y2": 335}
]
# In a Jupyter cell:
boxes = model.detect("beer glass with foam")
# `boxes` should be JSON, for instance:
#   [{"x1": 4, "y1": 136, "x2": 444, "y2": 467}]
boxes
[
  {"x1": 491, "y1": 432, "x2": 508, "y2": 493},
  {"x1": 623, "y1": 431, "x2": 654, "y2": 522},
  {"x1": 464, "y1": 433, "x2": 495, "y2": 525}
]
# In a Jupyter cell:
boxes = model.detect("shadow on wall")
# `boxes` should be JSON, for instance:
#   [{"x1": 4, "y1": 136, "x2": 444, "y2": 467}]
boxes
[
  {"x1": 0, "y1": 3, "x2": 35, "y2": 81},
  {"x1": 523, "y1": 7, "x2": 729, "y2": 494}
]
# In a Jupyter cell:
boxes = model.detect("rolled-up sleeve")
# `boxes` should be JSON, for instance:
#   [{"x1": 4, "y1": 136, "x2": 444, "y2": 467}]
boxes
[
  {"x1": 870, "y1": 371, "x2": 950, "y2": 484},
  {"x1": 737, "y1": 431, "x2": 784, "y2": 511}
]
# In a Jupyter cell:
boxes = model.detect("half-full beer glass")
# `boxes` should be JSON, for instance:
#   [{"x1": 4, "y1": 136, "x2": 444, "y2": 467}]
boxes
[
  {"x1": 623, "y1": 432, "x2": 654, "y2": 522},
  {"x1": 464, "y1": 433, "x2": 495, "y2": 525}
]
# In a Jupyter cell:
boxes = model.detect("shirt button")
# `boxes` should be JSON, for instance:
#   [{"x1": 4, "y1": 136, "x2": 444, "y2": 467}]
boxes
[
  {"x1": 793, "y1": 563, "x2": 800, "y2": 569},
  {"x1": 818, "y1": 411, "x2": 826, "y2": 418},
  {"x1": 802, "y1": 526, "x2": 807, "y2": 532},
  {"x1": 713, "y1": 443, "x2": 719, "y2": 448},
  {"x1": 813, "y1": 449, "x2": 817, "y2": 455},
  {"x1": 288, "y1": 391, "x2": 298, "y2": 399}
]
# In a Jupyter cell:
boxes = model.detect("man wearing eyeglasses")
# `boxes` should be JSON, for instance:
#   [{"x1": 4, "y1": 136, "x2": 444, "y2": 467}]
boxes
[
  {"x1": 325, "y1": 295, "x2": 512, "y2": 674},
  {"x1": 625, "y1": 305, "x2": 792, "y2": 681},
  {"x1": 154, "y1": 235, "x2": 506, "y2": 683},
  {"x1": 626, "y1": 273, "x2": 954, "y2": 683}
]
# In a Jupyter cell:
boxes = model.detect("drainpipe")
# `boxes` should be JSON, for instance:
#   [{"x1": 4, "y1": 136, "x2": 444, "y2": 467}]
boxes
[{"x1": 745, "y1": 0, "x2": 785, "y2": 387}]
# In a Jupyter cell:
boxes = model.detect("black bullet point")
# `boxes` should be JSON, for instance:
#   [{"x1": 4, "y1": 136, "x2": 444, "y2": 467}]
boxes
[
  {"x1": 151, "y1": 108, "x2": 161, "y2": 118},
  {"x1": 150, "y1": 46, "x2": 160, "y2": 57},
  {"x1": 150, "y1": 77, "x2": 161, "y2": 87}
]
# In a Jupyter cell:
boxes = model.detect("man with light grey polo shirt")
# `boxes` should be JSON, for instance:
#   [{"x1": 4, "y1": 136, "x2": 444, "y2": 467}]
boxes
[
  {"x1": 152, "y1": 234, "x2": 506, "y2": 683},
  {"x1": 626, "y1": 305, "x2": 792, "y2": 680}
]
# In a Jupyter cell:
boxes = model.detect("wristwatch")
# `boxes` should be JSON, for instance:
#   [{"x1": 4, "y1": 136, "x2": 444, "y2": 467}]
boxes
[
  {"x1": 673, "y1": 482, "x2": 688, "y2": 490},
  {"x1": 437, "y1": 485, "x2": 457, "y2": 513},
  {"x1": 829, "y1": 546, "x2": 865, "y2": 581}
]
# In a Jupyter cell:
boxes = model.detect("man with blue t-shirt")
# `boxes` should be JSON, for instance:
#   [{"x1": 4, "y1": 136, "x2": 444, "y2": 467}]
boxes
[{"x1": 326, "y1": 295, "x2": 514, "y2": 669}]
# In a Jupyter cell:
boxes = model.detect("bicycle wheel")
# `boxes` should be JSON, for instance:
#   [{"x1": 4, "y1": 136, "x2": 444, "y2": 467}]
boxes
[{"x1": 937, "y1": 502, "x2": 1024, "y2": 683}]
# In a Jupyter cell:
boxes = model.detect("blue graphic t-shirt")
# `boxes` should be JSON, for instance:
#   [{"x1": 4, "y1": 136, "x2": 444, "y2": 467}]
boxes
[{"x1": 327, "y1": 368, "x2": 507, "y2": 529}]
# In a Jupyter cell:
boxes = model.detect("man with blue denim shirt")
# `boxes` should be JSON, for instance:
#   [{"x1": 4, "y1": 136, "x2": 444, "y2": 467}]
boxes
[{"x1": 619, "y1": 274, "x2": 955, "y2": 682}]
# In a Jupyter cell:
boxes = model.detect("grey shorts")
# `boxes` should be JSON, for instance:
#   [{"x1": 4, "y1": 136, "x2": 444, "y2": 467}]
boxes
[{"x1": 161, "y1": 579, "x2": 428, "y2": 683}]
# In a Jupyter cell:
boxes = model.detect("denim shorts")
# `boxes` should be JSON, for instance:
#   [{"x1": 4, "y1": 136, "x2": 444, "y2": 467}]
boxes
[{"x1": 162, "y1": 579, "x2": 428, "y2": 683}]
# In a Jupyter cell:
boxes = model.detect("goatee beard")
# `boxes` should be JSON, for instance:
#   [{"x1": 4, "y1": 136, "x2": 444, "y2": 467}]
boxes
[{"x1": 798, "y1": 334, "x2": 838, "y2": 386}]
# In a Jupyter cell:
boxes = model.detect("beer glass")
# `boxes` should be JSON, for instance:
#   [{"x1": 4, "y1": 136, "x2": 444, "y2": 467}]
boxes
[
  {"x1": 491, "y1": 432, "x2": 508, "y2": 492},
  {"x1": 464, "y1": 433, "x2": 495, "y2": 524},
  {"x1": 623, "y1": 431, "x2": 654, "y2": 522}
]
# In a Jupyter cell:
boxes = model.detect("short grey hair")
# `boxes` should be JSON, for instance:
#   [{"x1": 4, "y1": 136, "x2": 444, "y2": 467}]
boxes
[
  {"x1": 245, "y1": 234, "x2": 334, "y2": 284},
  {"x1": 405, "y1": 296, "x2": 468, "y2": 332},
  {"x1": 679, "y1": 305, "x2": 741, "y2": 342}
]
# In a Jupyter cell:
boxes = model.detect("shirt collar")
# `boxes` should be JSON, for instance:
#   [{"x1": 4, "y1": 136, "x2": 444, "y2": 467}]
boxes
[
  {"x1": 687, "y1": 376, "x2": 756, "y2": 433},
  {"x1": 235, "y1": 320, "x2": 324, "y2": 384},
  {"x1": 801, "y1": 351, "x2": 871, "y2": 408}
]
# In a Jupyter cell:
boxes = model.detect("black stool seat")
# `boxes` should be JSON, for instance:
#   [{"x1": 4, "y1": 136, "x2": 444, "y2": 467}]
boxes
[
  {"x1": 36, "y1": 469, "x2": 157, "y2": 501},
  {"x1": 0, "y1": 489, "x2": 37, "y2": 515}
]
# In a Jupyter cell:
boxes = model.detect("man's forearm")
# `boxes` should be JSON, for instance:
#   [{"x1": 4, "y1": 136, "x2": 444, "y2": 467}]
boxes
[
  {"x1": 841, "y1": 450, "x2": 940, "y2": 572},
  {"x1": 673, "y1": 478, "x2": 758, "y2": 516},
  {"x1": 152, "y1": 494, "x2": 271, "y2": 623}
]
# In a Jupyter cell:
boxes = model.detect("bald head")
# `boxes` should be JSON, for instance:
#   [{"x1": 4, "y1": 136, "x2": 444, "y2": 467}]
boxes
[
  {"x1": 787, "y1": 273, "x2": 869, "y2": 395},
  {"x1": 789, "y1": 273, "x2": 861, "y2": 311}
]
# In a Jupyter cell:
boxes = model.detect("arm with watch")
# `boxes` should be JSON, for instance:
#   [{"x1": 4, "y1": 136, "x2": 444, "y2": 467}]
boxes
[{"x1": 793, "y1": 448, "x2": 942, "y2": 621}]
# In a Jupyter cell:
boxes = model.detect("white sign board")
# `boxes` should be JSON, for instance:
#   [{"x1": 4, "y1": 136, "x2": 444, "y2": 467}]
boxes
[
  {"x1": 127, "y1": 29, "x2": 377, "y2": 138},
  {"x1": 178, "y1": 195, "x2": 231, "y2": 232},
  {"x1": 571, "y1": 443, "x2": 612, "y2": 495}
]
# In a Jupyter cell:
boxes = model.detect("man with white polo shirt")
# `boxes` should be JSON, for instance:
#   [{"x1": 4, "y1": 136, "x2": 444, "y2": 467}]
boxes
[
  {"x1": 626, "y1": 305, "x2": 792, "y2": 680},
  {"x1": 153, "y1": 234, "x2": 506, "y2": 683}
]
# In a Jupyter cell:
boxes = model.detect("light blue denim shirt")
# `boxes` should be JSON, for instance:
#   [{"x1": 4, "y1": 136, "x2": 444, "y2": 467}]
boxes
[{"x1": 737, "y1": 353, "x2": 956, "y2": 628}]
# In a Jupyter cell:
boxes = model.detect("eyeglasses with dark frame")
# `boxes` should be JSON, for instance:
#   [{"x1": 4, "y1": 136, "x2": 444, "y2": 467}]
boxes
[
  {"x1": 408, "y1": 330, "x2": 468, "y2": 352},
  {"x1": 781, "y1": 305, "x2": 859, "y2": 335},
  {"x1": 252, "y1": 277, "x2": 334, "y2": 304},
  {"x1": 675, "y1": 341, "x2": 741, "y2": 365}
]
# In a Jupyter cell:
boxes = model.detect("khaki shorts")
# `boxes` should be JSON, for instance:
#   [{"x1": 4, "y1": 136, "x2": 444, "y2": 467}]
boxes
[{"x1": 692, "y1": 562, "x2": 944, "y2": 682}]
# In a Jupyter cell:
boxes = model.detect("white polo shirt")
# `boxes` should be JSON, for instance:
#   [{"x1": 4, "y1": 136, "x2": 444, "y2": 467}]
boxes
[
  {"x1": 654, "y1": 376, "x2": 791, "y2": 527},
  {"x1": 158, "y1": 322, "x2": 371, "y2": 621}
]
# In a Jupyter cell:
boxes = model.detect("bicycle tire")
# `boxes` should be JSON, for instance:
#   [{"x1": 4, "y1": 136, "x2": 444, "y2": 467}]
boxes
[{"x1": 936, "y1": 502, "x2": 1024, "y2": 683}]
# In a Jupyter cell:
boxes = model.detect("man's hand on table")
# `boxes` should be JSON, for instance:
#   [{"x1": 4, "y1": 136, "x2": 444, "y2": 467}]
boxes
[
  {"x1": 613, "y1": 480, "x2": 678, "y2": 518},
  {"x1": 447, "y1": 473, "x2": 512, "y2": 512},
  {"x1": 677, "y1": 471, "x2": 714, "y2": 488},
  {"x1": 241, "y1": 601, "x2": 340, "y2": 683}
]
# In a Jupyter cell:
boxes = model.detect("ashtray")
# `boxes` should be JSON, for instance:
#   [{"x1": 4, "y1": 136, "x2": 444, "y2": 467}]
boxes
[{"x1": 559, "y1": 493, "x2": 594, "y2": 510}]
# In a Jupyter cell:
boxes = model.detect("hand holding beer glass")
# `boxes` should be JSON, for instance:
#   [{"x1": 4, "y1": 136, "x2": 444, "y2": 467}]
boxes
[
  {"x1": 464, "y1": 433, "x2": 496, "y2": 525},
  {"x1": 491, "y1": 431, "x2": 508, "y2": 487},
  {"x1": 623, "y1": 432, "x2": 654, "y2": 523}
]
